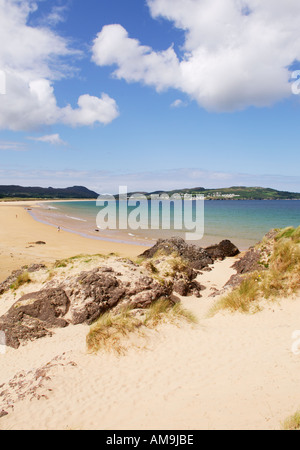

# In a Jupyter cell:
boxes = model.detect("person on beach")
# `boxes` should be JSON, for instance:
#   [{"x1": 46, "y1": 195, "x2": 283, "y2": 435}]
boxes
[{"x1": 57, "y1": 226, "x2": 60, "y2": 232}]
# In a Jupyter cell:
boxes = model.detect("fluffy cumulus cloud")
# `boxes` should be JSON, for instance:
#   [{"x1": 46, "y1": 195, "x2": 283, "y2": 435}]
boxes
[
  {"x1": 92, "y1": 0, "x2": 300, "y2": 112},
  {"x1": 0, "y1": 0, "x2": 119, "y2": 131}
]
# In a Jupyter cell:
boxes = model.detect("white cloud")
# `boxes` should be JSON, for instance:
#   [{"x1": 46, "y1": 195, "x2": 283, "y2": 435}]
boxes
[
  {"x1": 92, "y1": 0, "x2": 300, "y2": 112},
  {"x1": 170, "y1": 99, "x2": 187, "y2": 108},
  {"x1": 43, "y1": 4, "x2": 69, "y2": 26},
  {"x1": 0, "y1": 167, "x2": 299, "y2": 193},
  {"x1": 0, "y1": 141, "x2": 26, "y2": 151},
  {"x1": 0, "y1": 0, "x2": 119, "y2": 131},
  {"x1": 27, "y1": 133, "x2": 66, "y2": 146}
]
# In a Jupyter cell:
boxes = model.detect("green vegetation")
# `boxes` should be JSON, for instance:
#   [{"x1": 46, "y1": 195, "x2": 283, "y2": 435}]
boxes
[
  {"x1": 86, "y1": 299, "x2": 197, "y2": 354},
  {"x1": 144, "y1": 299, "x2": 197, "y2": 327},
  {"x1": 10, "y1": 272, "x2": 31, "y2": 290},
  {"x1": 0, "y1": 185, "x2": 98, "y2": 200},
  {"x1": 210, "y1": 226, "x2": 300, "y2": 315},
  {"x1": 125, "y1": 186, "x2": 300, "y2": 201},
  {"x1": 54, "y1": 253, "x2": 110, "y2": 268},
  {"x1": 282, "y1": 410, "x2": 300, "y2": 430}
]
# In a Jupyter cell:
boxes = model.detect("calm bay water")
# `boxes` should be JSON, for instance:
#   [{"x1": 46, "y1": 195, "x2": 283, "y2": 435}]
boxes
[{"x1": 37, "y1": 199, "x2": 300, "y2": 250}]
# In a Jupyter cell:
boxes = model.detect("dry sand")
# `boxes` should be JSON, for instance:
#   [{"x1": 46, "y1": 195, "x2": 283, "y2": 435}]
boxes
[
  {"x1": 0, "y1": 201, "x2": 300, "y2": 430},
  {"x1": 0, "y1": 201, "x2": 145, "y2": 282},
  {"x1": 0, "y1": 256, "x2": 300, "y2": 430}
]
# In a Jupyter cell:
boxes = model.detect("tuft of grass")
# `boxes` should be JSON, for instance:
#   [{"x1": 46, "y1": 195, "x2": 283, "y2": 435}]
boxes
[
  {"x1": 282, "y1": 410, "x2": 300, "y2": 430},
  {"x1": 275, "y1": 226, "x2": 300, "y2": 243},
  {"x1": 133, "y1": 256, "x2": 145, "y2": 266},
  {"x1": 10, "y1": 272, "x2": 31, "y2": 291},
  {"x1": 87, "y1": 299, "x2": 197, "y2": 354},
  {"x1": 209, "y1": 272, "x2": 261, "y2": 315},
  {"x1": 169, "y1": 257, "x2": 188, "y2": 274},
  {"x1": 144, "y1": 298, "x2": 198, "y2": 327},
  {"x1": 210, "y1": 226, "x2": 300, "y2": 315},
  {"x1": 54, "y1": 253, "x2": 109, "y2": 268},
  {"x1": 87, "y1": 307, "x2": 142, "y2": 355},
  {"x1": 145, "y1": 261, "x2": 159, "y2": 274}
]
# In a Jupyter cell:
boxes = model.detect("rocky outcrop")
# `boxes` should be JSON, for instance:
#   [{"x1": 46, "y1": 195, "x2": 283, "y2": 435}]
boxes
[
  {"x1": 0, "y1": 238, "x2": 240, "y2": 349},
  {"x1": 205, "y1": 240, "x2": 240, "y2": 260},
  {"x1": 172, "y1": 267, "x2": 205, "y2": 298},
  {"x1": 0, "y1": 264, "x2": 46, "y2": 295},
  {"x1": 140, "y1": 237, "x2": 213, "y2": 270},
  {"x1": 0, "y1": 288, "x2": 70, "y2": 349},
  {"x1": 139, "y1": 237, "x2": 239, "y2": 270},
  {"x1": 231, "y1": 248, "x2": 262, "y2": 275},
  {"x1": 0, "y1": 266, "x2": 173, "y2": 349}
]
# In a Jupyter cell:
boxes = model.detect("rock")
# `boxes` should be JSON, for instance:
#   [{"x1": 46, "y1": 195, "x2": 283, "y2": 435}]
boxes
[
  {"x1": 0, "y1": 288, "x2": 70, "y2": 349},
  {"x1": 0, "y1": 410, "x2": 8, "y2": 418},
  {"x1": 0, "y1": 264, "x2": 46, "y2": 295},
  {"x1": 63, "y1": 269, "x2": 126, "y2": 325},
  {"x1": 205, "y1": 240, "x2": 240, "y2": 260},
  {"x1": 139, "y1": 237, "x2": 214, "y2": 270},
  {"x1": 224, "y1": 247, "x2": 263, "y2": 290},
  {"x1": 231, "y1": 248, "x2": 261, "y2": 274},
  {"x1": 0, "y1": 265, "x2": 174, "y2": 348}
]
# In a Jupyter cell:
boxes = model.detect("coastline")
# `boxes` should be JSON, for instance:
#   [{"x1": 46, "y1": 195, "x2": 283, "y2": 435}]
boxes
[
  {"x1": 0, "y1": 200, "x2": 147, "y2": 282},
  {"x1": 0, "y1": 201, "x2": 299, "y2": 430},
  {"x1": 29, "y1": 199, "x2": 260, "y2": 251}
]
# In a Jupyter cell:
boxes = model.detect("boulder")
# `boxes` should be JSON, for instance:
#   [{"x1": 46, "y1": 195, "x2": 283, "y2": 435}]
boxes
[
  {"x1": 0, "y1": 288, "x2": 70, "y2": 349},
  {"x1": 140, "y1": 237, "x2": 214, "y2": 270},
  {"x1": 205, "y1": 240, "x2": 240, "y2": 260}
]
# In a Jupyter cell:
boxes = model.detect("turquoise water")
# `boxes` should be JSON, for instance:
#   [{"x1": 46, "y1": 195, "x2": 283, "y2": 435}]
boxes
[{"x1": 39, "y1": 199, "x2": 300, "y2": 250}]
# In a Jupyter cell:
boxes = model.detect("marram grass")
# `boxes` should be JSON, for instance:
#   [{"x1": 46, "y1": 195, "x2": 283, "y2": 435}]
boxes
[
  {"x1": 282, "y1": 410, "x2": 300, "y2": 430},
  {"x1": 10, "y1": 271, "x2": 31, "y2": 291},
  {"x1": 210, "y1": 226, "x2": 300, "y2": 315},
  {"x1": 87, "y1": 299, "x2": 197, "y2": 354}
]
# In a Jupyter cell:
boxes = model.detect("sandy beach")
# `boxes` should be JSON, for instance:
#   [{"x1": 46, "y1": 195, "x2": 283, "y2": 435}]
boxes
[
  {"x1": 0, "y1": 201, "x2": 145, "y2": 282},
  {"x1": 0, "y1": 255, "x2": 299, "y2": 430},
  {"x1": 0, "y1": 201, "x2": 299, "y2": 431}
]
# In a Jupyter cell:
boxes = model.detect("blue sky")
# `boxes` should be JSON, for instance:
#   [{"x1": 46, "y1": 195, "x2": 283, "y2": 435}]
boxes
[{"x1": 0, "y1": 0, "x2": 300, "y2": 193}]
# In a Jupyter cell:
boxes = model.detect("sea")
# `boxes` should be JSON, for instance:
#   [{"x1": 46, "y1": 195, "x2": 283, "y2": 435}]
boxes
[{"x1": 30, "y1": 199, "x2": 300, "y2": 251}]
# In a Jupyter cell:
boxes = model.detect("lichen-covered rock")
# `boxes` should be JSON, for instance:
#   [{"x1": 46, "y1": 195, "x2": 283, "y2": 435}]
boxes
[
  {"x1": 62, "y1": 269, "x2": 126, "y2": 325},
  {"x1": 139, "y1": 237, "x2": 214, "y2": 270},
  {"x1": 0, "y1": 265, "x2": 174, "y2": 348},
  {"x1": 0, "y1": 288, "x2": 69, "y2": 349}
]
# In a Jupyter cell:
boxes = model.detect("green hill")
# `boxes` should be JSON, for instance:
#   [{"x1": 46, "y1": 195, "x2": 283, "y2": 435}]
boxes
[
  {"x1": 0, "y1": 185, "x2": 99, "y2": 200},
  {"x1": 126, "y1": 186, "x2": 300, "y2": 200}
]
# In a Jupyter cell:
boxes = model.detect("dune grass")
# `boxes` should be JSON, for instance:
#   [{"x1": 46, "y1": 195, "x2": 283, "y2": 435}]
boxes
[
  {"x1": 210, "y1": 226, "x2": 300, "y2": 315},
  {"x1": 54, "y1": 253, "x2": 112, "y2": 268},
  {"x1": 10, "y1": 271, "x2": 31, "y2": 291},
  {"x1": 86, "y1": 299, "x2": 197, "y2": 354},
  {"x1": 282, "y1": 410, "x2": 300, "y2": 430}
]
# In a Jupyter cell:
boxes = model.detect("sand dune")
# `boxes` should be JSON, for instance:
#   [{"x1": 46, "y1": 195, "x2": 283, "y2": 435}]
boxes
[{"x1": 0, "y1": 257, "x2": 300, "y2": 430}]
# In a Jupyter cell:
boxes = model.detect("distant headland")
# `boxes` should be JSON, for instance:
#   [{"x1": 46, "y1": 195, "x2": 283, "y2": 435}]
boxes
[{"x1": 0, "y1": 185, "x2": 300, "y2": 201}]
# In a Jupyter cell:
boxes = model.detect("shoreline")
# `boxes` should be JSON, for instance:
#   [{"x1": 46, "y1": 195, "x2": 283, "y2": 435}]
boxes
[
  {"x1": 29, "y1": 199, "x2": 259, "y2": 251},
  {"x1": 0, "y1": 200, "x2": 147, "y2": 282},
  {"x1": 0, "y1": 199, "x2": 259, "y2": 283}
]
